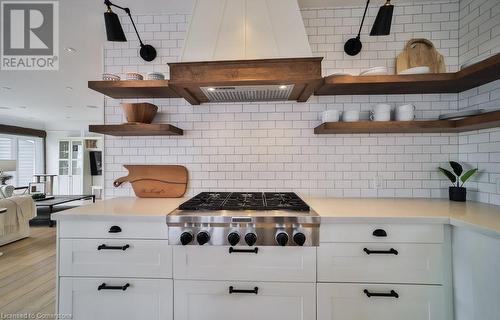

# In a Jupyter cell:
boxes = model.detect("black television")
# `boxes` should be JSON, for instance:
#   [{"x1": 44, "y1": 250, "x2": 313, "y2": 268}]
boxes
[{"x1": 89, "y1": 151, "x2": 102, "y2": 176}]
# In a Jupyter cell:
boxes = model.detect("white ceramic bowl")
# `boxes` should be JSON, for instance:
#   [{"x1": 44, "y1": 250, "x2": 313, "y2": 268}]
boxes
[
  {"x1": 126, "y1": 72, "x2": 144, "y2": 80},
  {"x1": 102, "y1": 73, "x2": 120, "y2": 81}
]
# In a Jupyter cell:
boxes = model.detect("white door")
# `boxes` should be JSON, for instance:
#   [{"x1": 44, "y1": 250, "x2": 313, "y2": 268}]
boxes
[
  {"x1": 174, "y1": 280, "x2": 316, "y2": 320},
  {"x1": 58, "y1": 278, "x2": 173, "y2": 320},
  {"x1": 58, "y1": 140, "x2": 70, "y2": 195},
  {"x1": 317, "y1": 283, "x2": 448, "y2": 320}
]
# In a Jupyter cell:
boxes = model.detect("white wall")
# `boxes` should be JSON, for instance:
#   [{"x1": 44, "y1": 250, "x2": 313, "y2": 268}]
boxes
[
  {"x1": 452, "y1": 227, "x2": 500, "y2": 320},
  {"x1": 457, "y1": 0, "x2": 500, "y2": 204}
]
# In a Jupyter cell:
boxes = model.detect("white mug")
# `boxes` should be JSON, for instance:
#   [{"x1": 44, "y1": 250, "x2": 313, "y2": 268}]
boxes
[
  {"x1": 395, "y1": 104, "x2": 416, "y2": 121},
  {"x1": 370, "y1": 111, "x2": 391, "y2": 121},
  {"x1": 342, "y1": 110, "x2": 360, "y2": 122},
  {"x1": 373, "y1": 103, "x2": 391, "y2": 113},
  {"x1": 322, "y1": 109, "x2": 340, "y2": 123}
]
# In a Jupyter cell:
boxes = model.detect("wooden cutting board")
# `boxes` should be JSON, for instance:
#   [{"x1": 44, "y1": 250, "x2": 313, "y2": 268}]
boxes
[
  {"x1": 396, "y1": 39, "x2": 446, "y2": 74},
  {"x1": 114, "y1": 165, "x2": 188, "y2": 198}
]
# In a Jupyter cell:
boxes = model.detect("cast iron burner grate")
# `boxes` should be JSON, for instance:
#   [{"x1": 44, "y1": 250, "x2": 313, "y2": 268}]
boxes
[{"x1": 179, "y1": 192, "x2": 310, "y2": 211}]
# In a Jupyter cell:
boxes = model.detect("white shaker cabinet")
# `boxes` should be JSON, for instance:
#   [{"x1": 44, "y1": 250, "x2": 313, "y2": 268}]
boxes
[
  {"x1": 317, "y1": 283, "x2": 445, "y2": 320},
  {"x1": 174, "y1": 280, "x2": 316, "y2": 320},
  {"x1": 59, "y1": 277, "x2": 173, "y2": 320}
]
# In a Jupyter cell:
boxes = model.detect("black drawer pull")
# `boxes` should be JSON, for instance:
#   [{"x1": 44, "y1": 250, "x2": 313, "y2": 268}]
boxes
[
  {"x1": 364, "y1": 289, "x2": 399, "y2": 298},
  {"x1": 363, "y1": 248, "x2": 398, "y2": 255},
  {"x1": 98, "y1": 244, "x2": 130, "y2": 251},
  {"x1": 98, "y1": 283, "x2": 130, "y2": 291},
  {"x1": 229, "y1": 247, "x2": 258, "y2": 254},
  {"x1": 229, "y1": 286, "x2": 258, "y2": 295},
  {"x1": 109, "y1": 225, "x2": 122, "y2": 233},
  {"x1": 372, "y1": 229, "x2": 387, "y2": 237}
]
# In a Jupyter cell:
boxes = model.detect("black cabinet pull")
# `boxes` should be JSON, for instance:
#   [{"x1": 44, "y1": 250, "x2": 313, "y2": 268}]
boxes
[
  {"x1": 229, "y1": 286, "x2": 258, "y2": 295},
  {"x1": 229, "y1": 247, "x2": 258, "y2": 254},
  {"x1": 98, "y1": 283, "x2": 130, "y2": 291},
  {"x1": 363, "y1": 248, "x2": 398, "y2": 255},
  {"x1": 98, "y1": 244, "x2": 130, "y2": 251},
  {"x1": 372, "y1": 229, "x2": 387, "y2": 237},
  {"x1": 109, "y1": 225, "x2": 122, "y2": 233},
  {"x1": 364, "y1": 289, "x2": 399, "y2": 298}
]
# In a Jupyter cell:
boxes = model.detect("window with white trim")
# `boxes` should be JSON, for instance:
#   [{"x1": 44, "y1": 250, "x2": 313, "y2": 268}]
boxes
[{"x1": 0, "y1": 134, "x2": 44, "y2": 187}]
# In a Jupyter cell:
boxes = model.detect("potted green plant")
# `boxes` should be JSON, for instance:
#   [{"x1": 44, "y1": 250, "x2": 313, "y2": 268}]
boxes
[{"x1": 439, "y1": 161, "x2": 478, "y2": 202}]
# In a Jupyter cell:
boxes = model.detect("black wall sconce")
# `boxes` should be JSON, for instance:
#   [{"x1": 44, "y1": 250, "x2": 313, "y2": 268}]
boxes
[
  {"x1": 103, "y1": 0, "x2": 157, "y2": 62},
  {"x1": 344, "y1": 0, "x2": 394, "y2": 56}
]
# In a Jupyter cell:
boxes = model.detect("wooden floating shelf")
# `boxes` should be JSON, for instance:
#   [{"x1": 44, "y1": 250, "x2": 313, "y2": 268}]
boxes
[
  {"x1": 88, "y1": 80, "x2": 181, "y2": 99},
  {"x1": 314, "y1": 110, "x2": 500, "y2": 134},
  {"x1": 89, "y1": 123, "x2": 183, "y2": 136},
  {"x1": 315, "y1": 53, "x2": 500, "y2": 95}
]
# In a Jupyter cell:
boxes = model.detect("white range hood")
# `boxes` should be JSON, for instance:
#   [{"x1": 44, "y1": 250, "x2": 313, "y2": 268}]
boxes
[
  {"x1": 167, "y1": 0, "x2": 322, "y2": 104},
  {"x1": 181, "y1": 0, "x2": 313, "y2": 62}
]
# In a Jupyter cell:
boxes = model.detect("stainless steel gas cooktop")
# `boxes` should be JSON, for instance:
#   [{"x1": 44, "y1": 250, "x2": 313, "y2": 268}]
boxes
[{"x1": 166, "y1": 192, "x2": 320, "y2": 247}]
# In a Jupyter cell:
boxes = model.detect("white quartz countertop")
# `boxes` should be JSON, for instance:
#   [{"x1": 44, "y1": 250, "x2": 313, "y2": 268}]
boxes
[
  {"x1": 52, "y1": 197, "x2": 500, "y2": 238},
  {"x1": 51, "y1": 197, "x2": 187, "y2": 222}
]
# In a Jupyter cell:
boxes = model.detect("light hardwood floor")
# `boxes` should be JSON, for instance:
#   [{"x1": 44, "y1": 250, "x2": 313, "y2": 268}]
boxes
[{"x1": 0, "y1": 227, "x2": 56, "y2": 315}]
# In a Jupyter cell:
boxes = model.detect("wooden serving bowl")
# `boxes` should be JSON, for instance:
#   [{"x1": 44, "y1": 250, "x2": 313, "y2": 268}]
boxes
[{"x1": 121, "y1": 103, "x2": 158, "y2": 124}]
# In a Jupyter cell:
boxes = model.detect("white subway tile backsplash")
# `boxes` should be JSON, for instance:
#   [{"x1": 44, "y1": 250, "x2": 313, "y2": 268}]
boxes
[{"x1": 101, "y1": 0, "x2": 499, "y2": 205}]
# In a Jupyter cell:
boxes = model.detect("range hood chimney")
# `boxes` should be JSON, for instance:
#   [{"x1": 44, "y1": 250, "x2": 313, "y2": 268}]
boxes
[{"x1": 168, "y1": 0, "x2": 323, "y2": 104}]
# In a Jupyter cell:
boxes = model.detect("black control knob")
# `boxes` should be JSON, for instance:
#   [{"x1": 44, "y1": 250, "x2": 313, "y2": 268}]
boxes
[
  {"x1": 245, "y1": 232, "x2": 257, "y2": 246},
  {"x1": 197, "y1": 231, "x2": 210, "y2": 245},
  {"x1": 227, "y1": 232, "x2": 241, "y2": 246},
  {"x1": 275, "y1": 232, "x2": 289, "y2": 246},
  {"x1": 180, "y1": 231, "x2": 193, "y2": 245},
  {"x1": 293, "y1": 232, "x2": 306, "y2": 246}
]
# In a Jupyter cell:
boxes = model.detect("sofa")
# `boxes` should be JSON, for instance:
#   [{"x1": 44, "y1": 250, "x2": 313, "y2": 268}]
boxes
[{"x1": 0, "y1": 195, "x2": 36, "y2": 246}]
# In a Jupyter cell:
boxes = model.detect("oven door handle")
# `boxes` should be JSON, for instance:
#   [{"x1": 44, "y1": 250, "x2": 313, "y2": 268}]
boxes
[{"x1": 229, "y1": 247, "x2": 258, "y2": 254}]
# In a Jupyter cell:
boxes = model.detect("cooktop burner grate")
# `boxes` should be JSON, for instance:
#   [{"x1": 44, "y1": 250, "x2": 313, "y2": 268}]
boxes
[{"x1": 179, "y1": 192, "x2": 310, "y2": 211}]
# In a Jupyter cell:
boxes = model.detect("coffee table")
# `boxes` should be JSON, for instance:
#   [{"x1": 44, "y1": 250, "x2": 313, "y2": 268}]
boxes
[
  {"x1": 35, "y1": 195, "x2": 96, "y2": 227},
  {"x1": 0, "y1": 208, "x2": 6, "y2": 256}
]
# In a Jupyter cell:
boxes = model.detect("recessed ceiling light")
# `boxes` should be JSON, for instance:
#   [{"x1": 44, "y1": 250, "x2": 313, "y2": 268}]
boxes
[
  {"x1": 18, "y1": 106, "x2": 28, "y2": 109},
  {"x1": 86, "y1": 105, "x2": 99, "y2": 109},
  {"x1": 65, "y1": 105, "x2": 73, "y2": 108},
  {"x1": 2, "y1": 86, "x2": 11, "y2": 90},
  {"x1": 66, "y1": 116, "x2": 72, "y2": 119},
  {"x1": 207, "y1": 87, "x2": 216, "y2": 91},
  {"x1": 65, "y1": 47, "x2": 77, "y2": 53},
  {"x1": 279, "y1": 85, "x2": 288, "y2": 90},
  {"x1": 66, "y1": 86, "x2": 73, "y2": 91},
  {"x1": 0, "y1": 106, "x2": 11, "y2": 110}
]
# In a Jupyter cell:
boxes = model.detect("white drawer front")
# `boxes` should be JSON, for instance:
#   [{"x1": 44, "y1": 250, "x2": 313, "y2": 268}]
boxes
[
  {"x1": 175, "y1": 280, "x2": 315, "y2": 320},
  {"x1": 58, "y1": 277, "x2": 172, "y2": 320},
  {"x1": 318, "y1": 243, "x2": 443, "y2": 284},
  {"x1": 173, "y1": 246, "x2": 316, "y2": 282},
  {"x1": 58, "y1": 220, "x2": 168, "y2": 239},
  {"x1": 60, "y1": 239, "x2": 172, "y2": 278},
  {"x1": 318, "y1": 283, "x2": 447, "y2": 320},
  {"x1": 321, "y1": 223, "x2": 443, "y2": 243}
]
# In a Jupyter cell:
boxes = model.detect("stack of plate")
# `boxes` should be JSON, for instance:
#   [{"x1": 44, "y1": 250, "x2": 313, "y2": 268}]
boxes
[
  {"x1": 359, "y1": 66, "x2": 388, "y2": 76},
  {"x1": 102, "y1": 73, "x2": 120, "y2": 81},
  {"x1": 398, "y1": 66, "x2": 431, "y2": 75},
  {"x1": 147, "y1": 72, "x2": 166, "y2": 80},
  {"x1": 125, "y1": 72, "x2": 144, "y2": 80}
]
